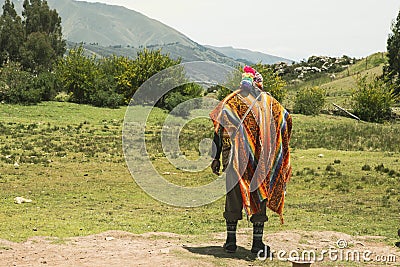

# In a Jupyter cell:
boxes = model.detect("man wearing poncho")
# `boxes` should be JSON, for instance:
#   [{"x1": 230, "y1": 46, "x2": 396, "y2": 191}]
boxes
[{"x1": 210, "y1": 66, "x2": 292, "y2": 256}]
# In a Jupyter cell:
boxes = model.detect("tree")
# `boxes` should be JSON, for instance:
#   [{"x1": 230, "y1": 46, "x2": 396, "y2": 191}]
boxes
[
  {"x1": 0, "y1": 0, "x2": 24, "y2": 65},
  {"x1": 20, "y1": 31, "x2": 56, "y2": 71},
  {"x1": 132, "y1": 48, "x2": 181, "y2": 97},
  {"x1": 117, "y1": 48, "x2": 182, "y2": 103},
  {"x1": 55, "y1": 45, "x2": 125, "y2": 108},
  {"x1": 162, "y1": 83, "x2": 204, "y2": 116},
  {"x1": 56, "y1": 45, "x2": 199, "y2": 109},
  {"x1": 351, "y1": 75, "x2": 395, "y2": 123},
  {"x1": 21, "y1": 0, "x2": 65, "y2": 72},
  {"x1": 293, "y1": 86, "x2": 326, "y2": 115},
  {"x1": 252, "y1": 63, "x2": 287, "y2": 103},
  {"x1": 55, "y1": 45, "x2": 99, "y2": 104},
  {"x1": 386, "y1": 9, "x2": 400, "y2": 95},
  {"x1": 0, "y1": 61, "x2": 40, "y2": 104}
]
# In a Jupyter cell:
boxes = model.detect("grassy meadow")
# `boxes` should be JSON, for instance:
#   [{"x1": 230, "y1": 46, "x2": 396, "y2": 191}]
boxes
[{"x1": 1, "y1": 99, "x2": 400, "y2": 248}]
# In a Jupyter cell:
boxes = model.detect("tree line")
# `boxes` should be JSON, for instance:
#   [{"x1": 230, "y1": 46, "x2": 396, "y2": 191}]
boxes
[
  {"x1": 0, "y1": 0, "x2": 65, "y2": 72},
  {"x1": 0, "y1": 0, "x2": 203, "y2": 112},
  {"x1": 0, "y1": 1, "x2": 399, "y2": 122}
]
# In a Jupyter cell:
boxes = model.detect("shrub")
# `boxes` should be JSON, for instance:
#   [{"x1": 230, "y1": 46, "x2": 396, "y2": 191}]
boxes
[
  {"x1": 362, "y1": 164, "x2": 371, "y2": 171},
  {"x1": 293, "y1": 86, "x2": 326, "y2": 115},
  {"x1": 351, "y1": 75, "x2": 395, "y2": 123},
  {"x1": 90, "y1": 90, "x2": 124, "y2": 109},
  {"x1": 216, "y1": 85, "x2": 232, "y2": 101},
  {"x1": 163, "y1": 91, "x2": 201, "y2": 117},
  {"x1": 0, "y1": 61, "x2": 41, "y2": 104},
  {"x1": 56, "y1": 46, "x2": 182, "y2": 108},
  {"x1": 55, "y1": 45, "x2": 99, "y2": 104},
  {"x1": 32, "y1": 71, "x2": 58, "y2": 101},
  {"x1": 325, "y1": 164, "x2": 335, "y2": 172},
  {"x1": 252, "y1": 63, "x2": 288, "y2": 103},
  {"x1": 54, "y1": 91, "x2": 72, "y2": 102},
  {"x1": 89, "y1": 74, "x2": 124, "y2": 108}
]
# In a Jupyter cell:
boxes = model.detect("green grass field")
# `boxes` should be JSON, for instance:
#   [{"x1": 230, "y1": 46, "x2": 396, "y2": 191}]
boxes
[{"x1": 1, "y1": 101, "x2": 399, "y2": 248}]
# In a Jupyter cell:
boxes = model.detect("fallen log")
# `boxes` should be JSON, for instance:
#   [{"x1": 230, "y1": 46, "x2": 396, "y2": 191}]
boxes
[{"x1": 332, "y1": 103, "x2": 361, "y2": 121}]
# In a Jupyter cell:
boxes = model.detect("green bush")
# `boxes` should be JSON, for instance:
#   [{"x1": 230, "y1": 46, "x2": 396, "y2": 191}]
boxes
[
  {"x1": 54, "y1": 91, "x2": 72, "y2": 102},
  {"x1": 293, "y1": 86, "x2": 326, "y2": 115},
  {"x1": 0, "y1": 61, "x2": 41, "y2": 104},
  {"x1": 163, "y1": 84, "x2": 203, "y2": 117},
  {"x1": 351, "y1": 75, "x2": 395, "y2": 123},
  {"x1": 55, "y1": 45, "x2": 99, "y2": 104},
  {"x1": 216, "y1": 85, "x2": 232, "y2": 101},
  {"x1": 56, "y1": 46, "x2": 183, "y2": 108},
  {"x1": 90, "y1": 90, "x2": 124, "y2": 109},
  {"x1": 253, "y1": 63, "x2": 287, "y2": 103},
  {"x1": 164, "y1": 92, "x2": 192, "y2": 117},
  {"x1": 32, "y1": 71, "x2": 58, "y2": 101}
]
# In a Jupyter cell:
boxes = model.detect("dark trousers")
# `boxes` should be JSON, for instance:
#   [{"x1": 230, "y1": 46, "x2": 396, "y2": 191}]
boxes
[
  {"x1": 223, "y1": 181, "x2": 268, "y2": 223},
  {"x1": 221, "y1": 145, "x2": 268, "y2": 223}
]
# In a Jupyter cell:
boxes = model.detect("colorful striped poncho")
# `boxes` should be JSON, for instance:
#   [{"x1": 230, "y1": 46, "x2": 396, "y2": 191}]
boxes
[{"x1": 210, "y1": 88, "x2": 292, "y2": 223}]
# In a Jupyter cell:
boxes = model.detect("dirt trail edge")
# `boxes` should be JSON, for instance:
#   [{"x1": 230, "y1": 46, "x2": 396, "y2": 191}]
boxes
[{"x1": 0, "y1": 230, "x2": 399, "y2": 266}]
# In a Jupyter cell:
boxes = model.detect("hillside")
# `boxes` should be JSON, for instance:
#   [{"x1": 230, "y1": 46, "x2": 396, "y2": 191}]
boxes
[
  {"x1": 283, "y1": 52, "x2": 387, "y2": 110},
  {"x1": 2, "y1": 0, "x2": 194, "y2": 47},
  {"x1": 51, "y1": 0, "x2": 195, "y2": 48},
  {"x1": 320, "y1": 53, "x2": 386, "y2": 107},
  {"x1": 0, "y1": 0, "x2": 290, "y2": 64},
  {"x1": 205, "y1": 45, "x2": 293, "y2": 65},
  {"x1": 68, "y1": 41, "x2": 240, "y2": 65}
]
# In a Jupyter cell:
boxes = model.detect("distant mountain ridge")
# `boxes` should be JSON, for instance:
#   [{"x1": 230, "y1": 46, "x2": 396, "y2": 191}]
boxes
[
  {"x1": 205, "y1": 45, "x2": 293, "y2": 65},
  {"x1": 2, "y1": 0, "x2": 292, "y2": 64},
  {"x1": 48, "y1": 0, "x2": 195, "y2": 48},
  {"x1": 67, "y1": 41, "x2": 241, "y2": 66}
]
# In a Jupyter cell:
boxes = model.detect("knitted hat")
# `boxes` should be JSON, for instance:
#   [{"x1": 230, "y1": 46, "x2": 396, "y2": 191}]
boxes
[
  {"x1": 243, "y1": 65, "x2": 256, "y2": 76},
  {"x1": 241, "y1": 66, "x2": 256, "y2": 90}
]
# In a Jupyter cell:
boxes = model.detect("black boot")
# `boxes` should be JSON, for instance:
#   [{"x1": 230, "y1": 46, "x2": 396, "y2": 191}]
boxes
[
  {"x1": 223, "y1": 220, "x2": 238, "y2": 253},
  {"x1": 251, "y1": 222, "x2": 270, "y2": 257},
  {"x1": 396, "y1": 229, "x2": 400, "y2": 248}
]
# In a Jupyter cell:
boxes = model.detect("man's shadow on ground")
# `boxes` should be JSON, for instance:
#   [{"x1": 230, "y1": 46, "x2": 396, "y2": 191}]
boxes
[{"x1": 182, "y1": 245, "x2": 261, "y2": 262}]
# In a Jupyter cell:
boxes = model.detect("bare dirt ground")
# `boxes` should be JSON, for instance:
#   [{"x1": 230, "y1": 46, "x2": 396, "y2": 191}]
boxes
[{"x1": 1, "y1": 230, "x2": 399, "y2": 267}]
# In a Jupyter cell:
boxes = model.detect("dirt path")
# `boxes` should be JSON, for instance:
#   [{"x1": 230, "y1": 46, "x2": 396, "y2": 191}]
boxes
[{"x1": 1, "y1": 230, "x2": 399, "y2": 266}]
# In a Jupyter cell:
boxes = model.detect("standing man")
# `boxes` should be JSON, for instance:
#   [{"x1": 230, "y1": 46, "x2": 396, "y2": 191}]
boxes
[{"x1": 210, "y1": 66, "x2": 292, "y2": 256}]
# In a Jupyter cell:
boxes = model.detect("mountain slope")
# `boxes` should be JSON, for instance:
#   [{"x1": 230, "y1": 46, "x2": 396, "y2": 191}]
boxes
[
  {"x1": 48, "y1": 0, "x2": 195, "y2": 47},
  {"x1": 205, "y1": 45, "x2": 293, "y2": 65},
  {"x1": 1, "y1": 0, "x2": 291, "y2": 64},
  {"x1": 69, "y1": 41, "x2": 241, "y2": 65}
]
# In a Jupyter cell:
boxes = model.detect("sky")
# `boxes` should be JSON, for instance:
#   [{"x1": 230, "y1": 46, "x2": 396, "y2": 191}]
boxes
[{"x1": 82, "y1": 0, "x2": 400, "y2": 61}]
